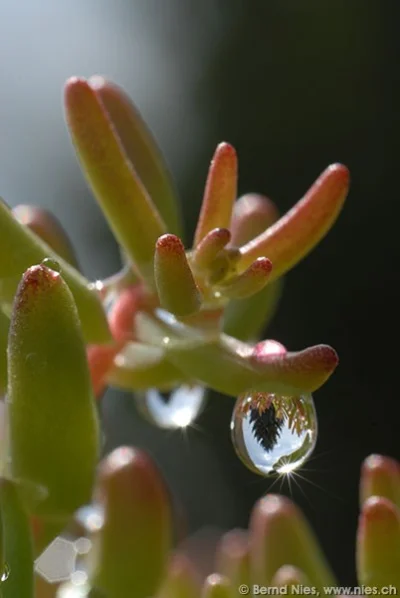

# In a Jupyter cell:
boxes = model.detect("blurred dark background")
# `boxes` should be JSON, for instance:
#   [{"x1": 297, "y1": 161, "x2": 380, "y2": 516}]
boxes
[{"x1": 1, "y1": 0, "x2": 399, "y2": 585}]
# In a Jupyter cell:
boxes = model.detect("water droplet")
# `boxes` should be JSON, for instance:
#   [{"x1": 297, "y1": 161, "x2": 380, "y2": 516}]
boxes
[
  {"x1": 1, "y1": 563, "x2": 10, "y2": 583},
  {"x1": 41, "y1": 257, "x2": 61, "y2": 273},
  {"x1": 75, "y1": 504, "x2": 104, "y2": 534},
  {"x1": 135, "y1": 384, "x2": 206, "y2": 429},
  {"x1": 88, "y1": 280, "x2": 104, "y2": 294},
  {"x1": 230, "y1": 392, "x2": 317, "y2": 476}
]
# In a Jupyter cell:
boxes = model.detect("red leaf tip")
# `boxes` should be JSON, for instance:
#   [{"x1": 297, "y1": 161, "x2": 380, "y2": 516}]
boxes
[
  {"x1": 156, "y1": 233, "x2": 185, "y2": 254},
  {"x1": 251, "y1": 257, "x2": 273, "y2": 274},
  {"x1": 361, "y1": 496, "x2": 399, "y2": 525}
]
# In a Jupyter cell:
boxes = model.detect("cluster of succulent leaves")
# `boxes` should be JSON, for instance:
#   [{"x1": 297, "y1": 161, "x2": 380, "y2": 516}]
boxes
[{"x1": 0, "y1": 76, "x2": 398, "y2": 597}]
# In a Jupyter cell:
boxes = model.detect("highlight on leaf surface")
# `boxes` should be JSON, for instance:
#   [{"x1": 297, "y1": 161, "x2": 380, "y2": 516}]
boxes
[
  {"x1": 238, "y1": 163, "x2": 350, "y2": 281},
  {"x1": 89, "y1": 76, "x2": 182, "y2": 236},
  {"x1": 6, "y1": 264, "x2": 99, "y2": 518},
  {"x1": 64, "y1": 77, "x2": 167, "y2": 287},
  {"x1": 0, "y1": 198, "x2": 110, "y2": 344}
]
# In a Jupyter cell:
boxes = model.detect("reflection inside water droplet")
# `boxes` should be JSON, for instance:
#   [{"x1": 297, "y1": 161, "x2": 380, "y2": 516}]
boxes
[
  {"x1": 41, "y1": 257, "x2": 61, "y2": 273},
  {"x1": 230, "y1": 392, "x2": 317, "y2": 476},
  {"x1": 135, "y1": 385, "x2": 206, "y2": 429}
]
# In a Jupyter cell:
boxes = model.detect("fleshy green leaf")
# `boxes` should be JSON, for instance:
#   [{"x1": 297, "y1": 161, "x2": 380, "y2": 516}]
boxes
[
  {"x1": 356, "y1": 496, "x2": 400, "y2": 588},
  {"x1": 215, "y1": 529, "x2": 249, "y2": 594},
  {"x1": 238, "y1": 164, "x2": 349, "y2": 281},
  {"x1": 89, "y1": 76, "x2": 182, "y2": 236},
  {"x1": 0, "y1": 310, "x2": 9, "y2": 397},
  {"x1": 0, "y1": 198, "x2": 110, "y2": 344},
  {"x1": 194, "y1": 143, "x2": 237, "y2": 247},
  {"x1": 360, "y1": 454, "x2": 400, "y2": 510},
  {"x1": 12, "y1": 205, "x2": 80, "y2": 269},
  {"x1": 144, "y1": 312, "x2": 338, "y2": 397},
  {"x1": 222, "y1": 279, "x2": 283, "y2": 341},
  {"x1": 106, "y1": 342, "x2": 187, "y2": 391},
  {"x1": 229, "y1": 193, "x2": 279, "y2": 247},
  {"x1": 216, "y1": 257, "x2": 272, "y2": 300},
  {"x1": 6, "y1": 265, "x2": 99, "y2": 518},
  {"x1": 154, "y1": 235, "x2": 201, "y2": 317},
  {"x1": 157, "y1": 554, "x2": 201, "y2": 598},
  {"x1": 249, "y1": 494, "x2": 336, "y2": 590},
  {"x1": 89, "y1": 447, "x2": 172, "y2": 598},
  {"x1": 64, "y1": 77, "x2": 167, "y2": 287},
  {"x1": 0, "y1": 478, "x2": 34, "y2": 598}
]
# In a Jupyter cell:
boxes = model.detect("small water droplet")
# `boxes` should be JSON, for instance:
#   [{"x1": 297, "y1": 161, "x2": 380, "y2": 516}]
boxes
[
  {"x1": 136, "y1": 384, "x2": 206, "y2": 429},
  {"x1": 88, "y1": 280, "x2": 104, "y2": 293},
  {"x1": 1, "y1": 563, "x2": 10, "y2": 583},
  {"x1": 230, "y1": 392, "x2": 317, "y2": 476},
  {"x1": 41, "y1": 257, "x2": 61, "y2": 273},
  {"x1": 75, "y1": 504, "x2": 104, "y2": 534}
]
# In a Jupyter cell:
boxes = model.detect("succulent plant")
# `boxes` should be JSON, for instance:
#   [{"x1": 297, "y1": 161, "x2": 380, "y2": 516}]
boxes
[
  {"x1": 1, "y1": 75, "x2": 395, "y2": 597},
  {"x1": 1, "y1": 75, "x2": 349, "y2": 476}
]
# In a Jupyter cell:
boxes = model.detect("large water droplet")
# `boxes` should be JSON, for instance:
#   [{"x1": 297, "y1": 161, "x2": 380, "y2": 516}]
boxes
[
  {"x1": 41, "y1": 257, "x2": 61, "y2": 273},
  {"x1": 135, "y1": 384, "x2": 206, "y2": 429},
  {"x1": 230, "y1": 392, "x2": 317, "y2": 476}
]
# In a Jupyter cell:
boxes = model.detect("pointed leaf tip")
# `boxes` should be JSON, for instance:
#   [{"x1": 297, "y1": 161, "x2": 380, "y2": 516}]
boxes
[
  {"x1": 238, "y1": 163, "x2": 350, "y2": 280},
  {"x1": 155, "y1": 234, "x2": 201, "y2": 317},
  {"x1": 194, "y1": 142, "x2": 238, "y2": 247}
]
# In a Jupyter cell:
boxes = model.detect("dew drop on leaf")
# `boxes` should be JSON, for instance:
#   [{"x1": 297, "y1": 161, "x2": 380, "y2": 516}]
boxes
[
  {"x1": 135, "y1": 384, "x2": 206, "y2": 429},
  {"x1": 41, "y1": 257, "x2": 61, "y2": 273},
  {"x1": 230, "y1": 392, "x2": 317, "y2": 476},
  {"x1": 1, "y1": 562, "x2": 10, "y2": 583}
]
